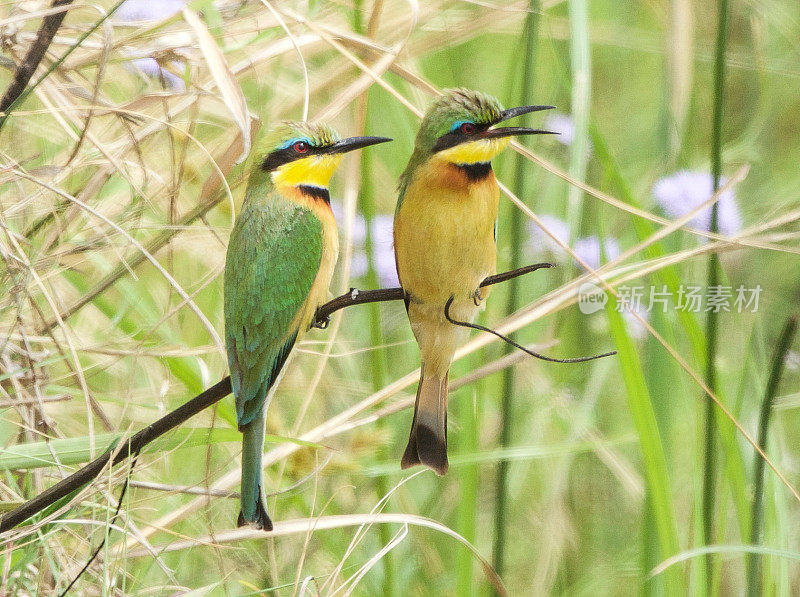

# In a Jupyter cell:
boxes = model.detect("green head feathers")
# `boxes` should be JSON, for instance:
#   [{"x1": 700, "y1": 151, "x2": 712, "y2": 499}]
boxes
[
  {"x1": 263, "y1": 121, "x2": 341, "y2": 151},
  {"x1": 399, "y1": 89, "x2": 555, "y2": 195},
  {"x1": 414, "y1": 88, "x2": 504, "y2": 150}
]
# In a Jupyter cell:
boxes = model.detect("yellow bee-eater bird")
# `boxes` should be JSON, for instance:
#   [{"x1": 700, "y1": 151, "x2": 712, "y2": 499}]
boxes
[
  {"x1": 394, "y1": 89, "x2": 553, "y2": 475},
  {"x1": 225, "y1": 122, "x2": 390, "y2": 529}
]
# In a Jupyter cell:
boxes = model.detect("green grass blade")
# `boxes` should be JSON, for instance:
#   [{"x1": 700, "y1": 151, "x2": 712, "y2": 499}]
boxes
[
  {"x1": 703, "y1": 0, "x2": 730, "y2": 586},
  {"x1": 0, "y1": 428, "x2": 323, "y2": 471},
  {"x1": 566, "y1": 0, "x2": 590, "y2": 239},
  {"x1": 493, "y1": 0, "x2": 541, "y2": 579},
  {"x1": 605, "y1": 296, "x2": 681, "y2": 594},
  {"x1": 359, "y1": 86, "x2": 396, "y2": 597},
  {"x1": 591, "y1": 123, "x2": 751, "y2": 549},
  {"x1": 455, "y1": 382, "x2": 480, "y2": 596},
  {"x1": 653, "y1": 544, "x2": 800, "y2": 578},
  {"x1": 746, "y1": 316, "x2": 797, "y2": 597}
]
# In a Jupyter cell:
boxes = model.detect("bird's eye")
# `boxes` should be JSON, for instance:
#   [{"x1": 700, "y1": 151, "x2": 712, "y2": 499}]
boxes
[
  {"x1": 293, "y1": 141, "x2": 309, "y2": 153},
  {"x1": 459, "y1": 122, "x2": 476, "y2": 135}
]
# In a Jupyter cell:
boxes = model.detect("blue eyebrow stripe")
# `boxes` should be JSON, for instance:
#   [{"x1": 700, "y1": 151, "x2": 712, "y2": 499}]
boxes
[
  {"x1": 450, "y1": 120, "x2": 473, "y2": 132},
  {"x1": 277, "y1": 137, "x2": 313, "y2": 150}
]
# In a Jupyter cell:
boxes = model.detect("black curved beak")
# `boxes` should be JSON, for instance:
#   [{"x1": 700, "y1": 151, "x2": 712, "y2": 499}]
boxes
[
  {"x1": 325, "y1": 136, "x2": 393, "y2": 154},
  {"x1": 482, "y1": 104, "x2": 557, "y2": 140},
  {"x1": 499, "y1": 104, "x2": 554, "y2": 122},
  {"x1": 481, "y1": 126, "x2": 557, "y2": 140}
]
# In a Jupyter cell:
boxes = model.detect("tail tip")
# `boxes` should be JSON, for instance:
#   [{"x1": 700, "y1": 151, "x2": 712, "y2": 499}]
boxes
[
  {"x1": 400, "y1": 442, "x2": 420, "y2": 471},
  {"x1": 237, "y1": 500, "x2": 273, "y2": 531},
  {"x1": 401, "y1": 424, "x2": 448, "y2": 476}
]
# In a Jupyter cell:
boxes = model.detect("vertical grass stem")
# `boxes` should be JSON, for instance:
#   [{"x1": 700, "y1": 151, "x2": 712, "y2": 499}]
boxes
[{"x1": 702, "y1": 0, "x2": 729, "y2": 586}]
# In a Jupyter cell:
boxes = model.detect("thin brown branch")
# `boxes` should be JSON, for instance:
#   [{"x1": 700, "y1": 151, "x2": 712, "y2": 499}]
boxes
[
  {"x1": 0, "y1": 1, "x2": 75, "y2": 115},
  {"x1": 0, "y1": 263, "x2": 552, "y2": 533},
  {"x1": 313, "y1": 262, "x2": 555, "y2": 326}
]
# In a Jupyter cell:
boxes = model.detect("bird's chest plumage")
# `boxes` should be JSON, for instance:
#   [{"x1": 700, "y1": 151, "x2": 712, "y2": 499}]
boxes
[
  {"x1": 305, "y1": 209, "x2": 338, "y2": 325},
  {"x1": 279, "y1": 194, "x2": 339, "y2": 331},
  {"x1": 394, "y1": 160, "x2": 498, "y2": 305},
  {"x1": 226, "y1": 192, "x2": 338, "y2": 343}
]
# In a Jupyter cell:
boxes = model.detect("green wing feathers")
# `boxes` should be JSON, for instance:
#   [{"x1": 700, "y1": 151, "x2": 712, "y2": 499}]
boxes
[{"x1": 224, "y1": 196, "x2": 323, "y2": 428}]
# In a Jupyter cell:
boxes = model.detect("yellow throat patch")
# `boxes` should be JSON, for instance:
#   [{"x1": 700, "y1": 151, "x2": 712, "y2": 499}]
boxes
[
  {"x1": 272, "y1": 154, "x2": 343, "y2": 188},
  {"x1": 436, "y1": 137, "x2": 510, "y2": 165}
]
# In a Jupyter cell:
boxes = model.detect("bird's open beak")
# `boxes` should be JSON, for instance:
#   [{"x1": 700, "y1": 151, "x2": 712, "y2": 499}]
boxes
[
  {"x1": 500, "y1": 104, "x2": 555, "y2": 122},
  {"x1": 482, "y1": 104, "x2": 556, "y2": 140},
  {"x1": 325, "y1": 136, "x2": 393, "y2": 154}
]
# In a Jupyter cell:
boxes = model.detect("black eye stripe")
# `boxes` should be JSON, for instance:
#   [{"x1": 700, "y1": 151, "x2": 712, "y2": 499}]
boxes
[
  {"x1": 432, "y1": 122, "x2": 490, "y2": 153},
  {"x1": 261, "y1": 145, "x2": 317, "y2": 171},
  {"x1": 261, "y1": 148, "x2": 294, "y2": 171}
]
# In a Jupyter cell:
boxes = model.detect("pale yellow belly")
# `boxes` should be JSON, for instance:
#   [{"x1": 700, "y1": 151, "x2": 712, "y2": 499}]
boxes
[{"x1": 394, "y1": 162, "x2": 499, "y2": 375}]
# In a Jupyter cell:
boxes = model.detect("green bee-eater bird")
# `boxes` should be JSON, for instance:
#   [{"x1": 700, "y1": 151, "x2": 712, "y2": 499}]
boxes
[
  {"x1": 225, "y1": 122, "x2": 391, "y2": 530},
  {"x1": 394, "y1": 89, "x2": 553, "y2": 475}
]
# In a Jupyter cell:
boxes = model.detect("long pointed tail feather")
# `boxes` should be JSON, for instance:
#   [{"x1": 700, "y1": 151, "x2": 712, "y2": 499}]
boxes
[
  {"x1": 238, "y1": 412, "x2": 273, "y2": 531},
  {"x1": 401, "y1": 368, "x2": 449, "y2": 475}
]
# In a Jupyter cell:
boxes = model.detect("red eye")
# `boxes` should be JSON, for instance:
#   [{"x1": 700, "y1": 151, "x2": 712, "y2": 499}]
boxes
[
  {"x1": 293, "y1": 141, "x2": 309, "y2": 153},
  {"x1": 460, "y1": 122, "x2": 476, "y2": 135}
]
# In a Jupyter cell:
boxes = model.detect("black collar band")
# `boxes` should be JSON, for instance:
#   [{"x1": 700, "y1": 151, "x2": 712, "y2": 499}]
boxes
[
  {"x1": 298, "y1": 185, "x2": 330, "y2": 204},
  {"x1": 454, "y1": 162, "x2": 492, "y2": 181}
]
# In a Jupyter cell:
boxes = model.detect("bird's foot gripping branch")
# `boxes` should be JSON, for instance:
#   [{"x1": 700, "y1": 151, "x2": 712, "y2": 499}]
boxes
[{"x1": 0, "y1": 262, "x2": 616, "y2": 534}]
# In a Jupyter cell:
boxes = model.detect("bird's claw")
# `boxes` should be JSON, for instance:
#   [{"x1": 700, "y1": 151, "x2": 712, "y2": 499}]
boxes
[{"x1": 472, "y1": 288, "x2": 483, "y2": 307}]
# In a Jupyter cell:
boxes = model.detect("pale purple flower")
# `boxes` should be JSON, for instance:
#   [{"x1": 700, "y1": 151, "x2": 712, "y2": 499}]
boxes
[
  {"x1": 652, "y1": 170, "x2": 741, "y2": 235},
  {"x1": 622, "y1": 305, "x2": 648, "y2": 340},
  {"x1": 331, "y1": 202, "x2": 368, "y2": 277},
  {"x1": 527, "y1": 215, "x2": 570, "y2": 256},
  {"x1": 331, "y1": 202, "x2": 368, "y2": 246},
  {"x1": 128, "y1": 57, "x2": 185, "y2": 91},
  {"x1": 348, "y1": 252, "x2": 369, "y2": 278},
  {"x1": 528, "y1": 216, "x2": 620, "y2": 271},
  {"x1": 573, "y1": 236, "x2": 620, "y2": 271},
  {"x1": 543, "y1": 112, "x2": 574, "y2": 145},
  {"x1": 330, "y1": 206, "x2": 397, "y2": 286},
  {"x1": 115, "y1": 0, "x2": 185, "y2": 22},
  {"x1": 116, "y1": 0, "x2": 187, "y2": 91},
  {"x1": 370, "y1": 215, "x2": 400, "y2": 288},
  {"x1": 542, "y1": 112, "x2": 592, "y2": 154}
]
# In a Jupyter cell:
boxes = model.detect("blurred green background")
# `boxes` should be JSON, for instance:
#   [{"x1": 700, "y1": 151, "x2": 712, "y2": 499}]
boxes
[{"x1": 1, "y1": 0, "x2": 799, "y2": 594}]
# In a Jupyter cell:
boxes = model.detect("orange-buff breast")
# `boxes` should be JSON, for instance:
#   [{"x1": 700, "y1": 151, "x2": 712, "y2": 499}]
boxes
[{"x1": 394, "y1": 158, "x2": 498, "y2": 306}]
